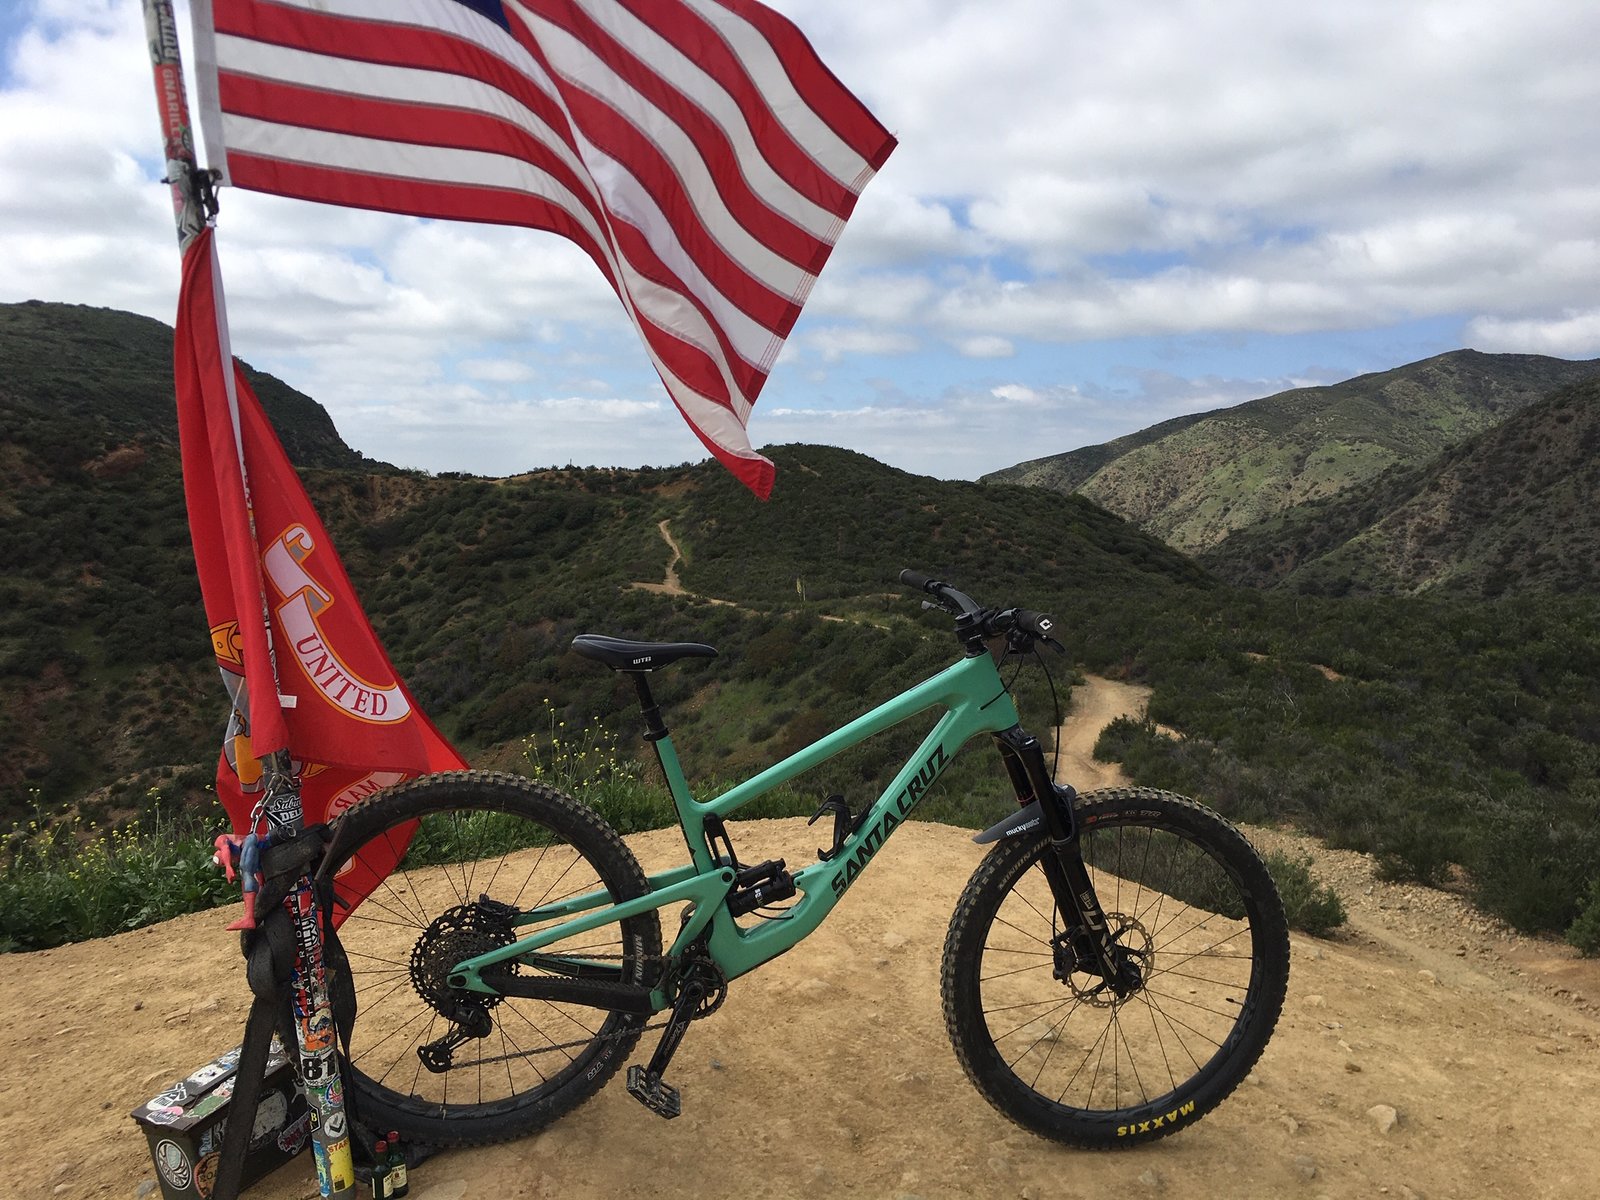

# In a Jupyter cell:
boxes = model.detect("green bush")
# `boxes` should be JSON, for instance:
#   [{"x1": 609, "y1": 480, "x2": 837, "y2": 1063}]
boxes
[
  {"x1": 1464, "y1": 794, "x2": 1600, "y2": 934},
  {"x1": 0, "y1": 808, "x2": 235, "y2": 951},
  {"x1": 1373, "y1": 804, "x2": 1459, "y2": 887},
  {"x1": 1263, "y1": 850, "x2": 1347, "y2": 937},
  {"x1": 1565, "y1": 878, "x2": 1600, "y2": 956}
]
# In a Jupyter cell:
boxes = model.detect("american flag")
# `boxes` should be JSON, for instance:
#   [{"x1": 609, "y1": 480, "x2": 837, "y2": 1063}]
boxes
[{"x1": 192, "y1": 0, "x2": 897, "y2": 497}]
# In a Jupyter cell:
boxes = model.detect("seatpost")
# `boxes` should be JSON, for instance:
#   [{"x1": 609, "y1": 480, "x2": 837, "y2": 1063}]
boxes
[{"x1": 628, "y1": 671, "x2": 670, "y2": 742}]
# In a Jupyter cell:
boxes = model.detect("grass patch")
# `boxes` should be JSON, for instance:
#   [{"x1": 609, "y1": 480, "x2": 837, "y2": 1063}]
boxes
[{"x1": 1, "y1": 808, "x2": 235, "y2": 952}]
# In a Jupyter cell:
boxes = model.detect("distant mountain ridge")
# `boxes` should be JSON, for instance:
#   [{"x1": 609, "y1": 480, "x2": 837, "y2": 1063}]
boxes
[
  {"x1": 0, "y1": 300, "x2": 373, "y2": 471},
  {"x1": 1199, "y1": 378, "x2": 1600, "y2": 597},
  {"x1": 982, "y1": 350, "x2": 1600, "y2": 559}
]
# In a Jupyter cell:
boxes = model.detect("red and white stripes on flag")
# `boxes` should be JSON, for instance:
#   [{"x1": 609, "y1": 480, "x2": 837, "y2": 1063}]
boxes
[{"x1": 191, "y1": 0, "x2": 896, "y2": 497}]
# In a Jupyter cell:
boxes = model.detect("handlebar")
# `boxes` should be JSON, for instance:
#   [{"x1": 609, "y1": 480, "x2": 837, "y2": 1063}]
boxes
[{"x1": 898, "y1": 570, "x2": 1063, "y2": 654}]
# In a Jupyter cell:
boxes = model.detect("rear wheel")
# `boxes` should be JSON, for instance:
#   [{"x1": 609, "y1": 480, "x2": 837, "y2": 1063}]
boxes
[
  {"x1": 941, "y1": 787, "x2": 1288, "y2": 1147},
  {"x1": 325, "y1": 770, "x2": 662, "y2": 1147}
]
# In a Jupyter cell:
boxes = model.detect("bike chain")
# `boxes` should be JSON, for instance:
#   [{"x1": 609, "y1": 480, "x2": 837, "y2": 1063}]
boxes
[{"x1": 430, "y1": 951, "x2": 726, "y2": 1072}]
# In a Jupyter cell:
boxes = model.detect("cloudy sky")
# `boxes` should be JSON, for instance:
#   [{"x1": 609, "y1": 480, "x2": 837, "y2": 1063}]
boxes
[{"x1": 3, "y1": 0, "x2": 1598, "y2": 485}]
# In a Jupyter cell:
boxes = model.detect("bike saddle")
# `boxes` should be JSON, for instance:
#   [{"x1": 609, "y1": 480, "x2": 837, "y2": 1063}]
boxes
[{"x1": 571, "y1": 634, "x2": 718, "y2": 672}]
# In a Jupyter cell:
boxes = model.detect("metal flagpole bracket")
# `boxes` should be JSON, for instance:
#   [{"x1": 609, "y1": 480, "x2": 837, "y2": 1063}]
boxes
[{"x1": 162, "y1": 163, "x2": 223, "y2": 223}]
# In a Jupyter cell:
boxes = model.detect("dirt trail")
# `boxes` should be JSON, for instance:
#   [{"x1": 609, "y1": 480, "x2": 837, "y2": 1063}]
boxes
[
  {"x1": 630, "y1": 519, "x2": 687, "y2": 596},
  {"x1": 6, "y1": 681, "x2": 1600, "y2": 1200},
  {"x1": 1054, "y1": 675, "x2": 1153, "y2": 792}
]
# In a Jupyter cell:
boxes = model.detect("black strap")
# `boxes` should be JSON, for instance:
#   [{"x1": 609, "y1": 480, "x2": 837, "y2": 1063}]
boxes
[
  {"x1": 210, "y1": 930, "x2": 293, "y2": 1200},
  {"x1": 212, "y1": 825, "x2": 349, "y2": 1200}
]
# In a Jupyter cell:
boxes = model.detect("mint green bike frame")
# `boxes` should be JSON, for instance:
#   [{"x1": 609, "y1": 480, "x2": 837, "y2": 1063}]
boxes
[{"x1": 447, "y1": 649, "x2": 1022, "y2": 1010}]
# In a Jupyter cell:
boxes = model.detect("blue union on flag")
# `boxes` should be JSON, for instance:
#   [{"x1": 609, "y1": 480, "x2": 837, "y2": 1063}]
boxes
[{"x1": 191, "y1": 0, "x2": 897, "y2": 496}]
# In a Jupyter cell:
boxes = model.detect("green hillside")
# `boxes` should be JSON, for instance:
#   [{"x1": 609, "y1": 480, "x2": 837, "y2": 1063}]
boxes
[
  {"x1": 1201, "y1": 379, "x2": 1600, "y2": 596},
  {"x1": 0, "y1": 302, "x2": 1202, "y2": 825},
  {"x1": 4, "y1": 303, "x2": 1600, "y2": 950},
  {"x1": 983, "y1": 350, "x2": 1600, "y2": 556},
  {"x1": 0, "y1": 302, "x2": 383, "y2": 818}
]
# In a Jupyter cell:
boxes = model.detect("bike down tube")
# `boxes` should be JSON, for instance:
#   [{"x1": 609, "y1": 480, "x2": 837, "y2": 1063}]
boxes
[{"x1": 449, "y1": 652, "x2": 1024, "y2": 1000}]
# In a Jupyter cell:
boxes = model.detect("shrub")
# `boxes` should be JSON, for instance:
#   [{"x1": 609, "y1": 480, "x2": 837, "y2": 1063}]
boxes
[
  {"x1": 0, "y1": 807, "x2": 235, "y2": 951},
  {"x1": 1263, "y1": 850, "x2": 1347, "y2": 937},
  {"x1": 1565, "y1": 878, "x2": 1600, "y2": 957},
  {"x1": 1464, "y1": 794, "x2": 1600, "y2": 934},
  {"x1": 1373, "y1": 807, "x2": 1459, "y2": 887}
]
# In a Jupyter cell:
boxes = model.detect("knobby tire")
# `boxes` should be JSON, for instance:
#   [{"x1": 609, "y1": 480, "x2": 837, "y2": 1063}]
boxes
[{"x1": 941, "y1": 786, "x2": 1289, "y2": 1148}]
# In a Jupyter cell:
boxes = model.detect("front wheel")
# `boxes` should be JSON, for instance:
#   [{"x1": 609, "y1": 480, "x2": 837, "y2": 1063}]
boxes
[{"x1": 941, "y1": 787, "x2": 1289, "y2": 1148}]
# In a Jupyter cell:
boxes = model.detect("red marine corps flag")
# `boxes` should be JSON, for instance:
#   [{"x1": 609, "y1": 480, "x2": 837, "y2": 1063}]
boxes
[
  {"x1": 175, "y1": 226, "x2": 466, "y2": 915},
  {"x1": 191, "y1": 0, "x2": 896, "y2": 497}
]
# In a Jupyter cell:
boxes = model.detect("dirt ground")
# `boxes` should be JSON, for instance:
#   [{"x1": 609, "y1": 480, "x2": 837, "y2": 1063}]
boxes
[{"x1": 5, "y1": 679, "x2": 1599, "y2": 1200}]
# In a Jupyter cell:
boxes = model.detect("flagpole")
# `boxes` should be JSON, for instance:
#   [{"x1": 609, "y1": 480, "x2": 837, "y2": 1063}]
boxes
[{"x1": 141, "y1": 5, "x2": 358, "y2": 1197}]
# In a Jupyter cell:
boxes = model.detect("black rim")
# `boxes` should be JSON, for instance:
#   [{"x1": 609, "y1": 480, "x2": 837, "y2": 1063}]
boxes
[
  {"x1": 974, "y1": 818, "x2": 1261, "y2": 1119},
  {"x1": 332, "y1": 797, "x2": 637, "y2": 1119}
]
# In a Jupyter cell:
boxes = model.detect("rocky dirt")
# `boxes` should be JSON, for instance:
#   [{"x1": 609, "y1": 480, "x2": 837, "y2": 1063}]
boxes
[{"x1": 4, "y1": 679, "x2": 1599, "y2": 1200}]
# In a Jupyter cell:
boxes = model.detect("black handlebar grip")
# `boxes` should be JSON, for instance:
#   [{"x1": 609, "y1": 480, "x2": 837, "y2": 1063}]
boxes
[
  {"x1": 1015, "y1": 609, "x2": 1058, "y2": 639},
  {"x1": 898, "y1": 569, "x2": 938, "y2": 593}
]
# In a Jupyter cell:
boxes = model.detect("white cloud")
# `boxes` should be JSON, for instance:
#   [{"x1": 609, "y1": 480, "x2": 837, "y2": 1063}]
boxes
[
  {"x1": 4, "y1": 0, "x2": 1600, "y2": 481},
  {"x1": 956, "y1": 335, "x2": 1014, "y2": 359},
  {"x1": 802, "y1": 326, "x2": 921, "y2": 363},
  {"x1": 1466, "y1": 310, "x2": 1600, "y2": 359},
  {"x1": 460, "y1": 358, "x2": 538, "y2": 383}
]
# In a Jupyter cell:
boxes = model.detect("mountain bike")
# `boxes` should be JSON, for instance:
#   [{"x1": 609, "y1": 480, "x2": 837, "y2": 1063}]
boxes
[{"x1": 318, "y1": 572, "x2": 1289, "y2": 1150}]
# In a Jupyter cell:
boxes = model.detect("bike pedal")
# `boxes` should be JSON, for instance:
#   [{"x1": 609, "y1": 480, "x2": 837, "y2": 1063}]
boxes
[{"x1": 626, "y1": 1065, "x2": 682, "y2": 1119}]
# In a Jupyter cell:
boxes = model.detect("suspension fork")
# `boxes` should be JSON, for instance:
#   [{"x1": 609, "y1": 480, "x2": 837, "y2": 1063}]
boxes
[{"x1": 993, "y1": 728, "x2": 1136, "y2": 997}]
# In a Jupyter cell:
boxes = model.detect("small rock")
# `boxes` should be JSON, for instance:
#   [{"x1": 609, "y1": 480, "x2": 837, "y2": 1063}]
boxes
[
  {"x1": 136, "y1": 1182, "x2": 157, "y2": 1200},
  {"x1": 1280, "y1": 1115, "x2": 1300, "y2": 1135},
  {"x1": 1293, "y1": 1154, "x2": 1318, "y2": 1180},
  {"x1": 1304, "y1": 994, "x2": 1327, "y2": 1008},
  {"x1": 709, "y1": 1058, "x2": 724, "y2": 1071},
  {"x1": 52, "y1": 1186, "x2": 70, "y2": 1197},
  {"x1": 198, "y1": 995, "x2": 223, "y2": 1013},
  {"x1": 52, "y1": 1164, "x2": 72, "y2": 1180},
  {"x1": 1417, "y1": 970, "x2": 1437, "y2": 986},
  {"x1": 1367, "y1": 1104, "x2": 1399, "y2": 1134},
  {"x1": 1138, "y1": 1167, "x2": 1164, "y2": 1191},
  {"x1": 133, "y1": 1000, "x2": 144, "y2": 1012},
  {"x1": 1344, "y1": 1062, "x2": 1363, "y2": 1073},
  {"x1": 1021, "y1": 1188, "x2": 1040, "y2": 1200}
]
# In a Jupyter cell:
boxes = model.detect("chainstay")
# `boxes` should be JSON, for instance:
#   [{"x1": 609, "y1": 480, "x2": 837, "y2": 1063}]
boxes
[{"x1": 427, "y1": 951, "x2": 726, "y2": 1072}]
